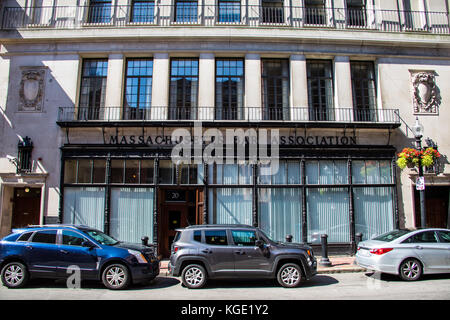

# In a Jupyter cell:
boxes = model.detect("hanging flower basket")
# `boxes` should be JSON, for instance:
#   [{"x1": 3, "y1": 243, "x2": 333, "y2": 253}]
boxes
[{"x1": 396, "y1": 147, "x2": 441, "y2": 170}]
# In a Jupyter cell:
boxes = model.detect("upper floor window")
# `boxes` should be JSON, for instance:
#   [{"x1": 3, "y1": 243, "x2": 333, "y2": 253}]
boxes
[
  {"x1": 346, "y1": 0, "x2": 366, "y2": 27},
  {"x1": 261, "y1": 59, "x2": 290, "y2": 120},
  {"x1": 218, "y1": 0, "x2": 241, "y2": 23},
  {"x1": 350, "y1": 61, "x2": 376, "y2": 121},
  {"x1": 124, "y1": 58, "x2": 153, "y2": 120},
  {"x1": 79, "y1": 59, "x2": 108, "y2": 120},
  {"x1": 215, "y1": 58, "x2": 244, "y2": 120},
  {"x1": 304, "y1": 0, "x2": 326, "y2": 25},
  {"x1": 175, "y1": 0, "x2": 198, "y2": 23},
  {"x1": 87, "y1": 0, "x2": 112, "y2": 24},
  {"x1": 306, "y1": 60, "x2": 334, "y2": 121},
  {"x1": 169, "y1": 58, "x2": 199, "y2": 120},
  {"x1": 261, "y1": 0, "x2": 284, "y2": 24},
  {"x1": 131, "y1": 0, "x2": 155, "y2": 23}
]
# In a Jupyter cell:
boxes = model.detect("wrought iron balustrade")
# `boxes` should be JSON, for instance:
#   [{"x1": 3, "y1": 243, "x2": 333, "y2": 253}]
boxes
[
  {"x1": 57, "y1": 106, "x2": 400, "y2": 125},
  {"x1": 2, "y1": 5, "x2": 448, "y2": 34}
]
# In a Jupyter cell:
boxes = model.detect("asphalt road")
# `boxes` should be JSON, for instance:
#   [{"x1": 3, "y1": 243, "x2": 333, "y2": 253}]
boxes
[{"x1": 0, "y1": 271, "x2": 449, "y2": 301}]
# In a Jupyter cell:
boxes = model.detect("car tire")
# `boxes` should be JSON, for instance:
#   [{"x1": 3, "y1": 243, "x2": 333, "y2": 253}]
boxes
[
  {"x1": 1, "y1": 262, "x2": 29, "y2": 289},
  {"x1": 181, "y1": 264, "x2": 207, "y2": 289},
  {"x1": 399, "y1": 258, "x2": 422, "y2": 281},
  {"x1": 102, "y1": 263, "x2": 131, "y2": 290},
  {"x1": 277, "y1": 263, "x2": 303, "y2": 288}
]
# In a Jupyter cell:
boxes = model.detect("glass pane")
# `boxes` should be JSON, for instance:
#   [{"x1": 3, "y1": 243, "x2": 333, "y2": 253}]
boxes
[
  {"x1": 159, "y1": 160, "x2": 174, "y2": 184},
  {"x1": 208, "y1": 188, "x2": 252, "y2": 225},
  {"x1": 77, "y1": 159, "x2": 92, "y2": 183},
  {"x1": 379, "y1": 160, "x2": 392, "y2": 184},
  {"x1": 205, "y1": 230, "x2": 228, "y2": 245},
  {"x1": 287, "y1": 161, "x2": 301, "y2": 184},
  {"x1": 64, "y1": 160, "x2": 77, "y2": 184},
  {"x1": 305, "y1": 161, "x2": 319, "y2": 184},
  {"x1": 223, "y1": 164, "x2": 238, "y2": 184},
  {"x1": 307, "y1": 188, "x2": 350, "y2": 243},
  {"x1": 92, "y1": 159, "x2": 106, "y2": 183},
  {"x1": 63, "y1": 187, "x2": 105, "y2": 231},
  {"x1": 62, "y1": 230, "x2": 87, "y2": 246},
  {"x1": 31, "y1": 230, "x2": 57, "y2": 244},
  {"x1": 140, "y1": 160, "x2": 154, "y2": 184},
  {"x1": 354, "y1": 187, "x2": 394, "y2": 241},
  {"x1": 111, "y1": 159, "x2": 124, "y2": 183},
  {"x1": 365, "y1": 160, "x2": 380, "y2": 184},
  {"x1": 259, "y1": 188, "x2": 302, "y2": 242},
  {"x1": 110, "y1": 187, "x2": 154, "y2": 243},
  {"x1": 231, "y1": 230, "x2": 257, "y2": 246},
  {"x1": 125, "y1": 159, "x2": 140, "y2": 184},
  {"x1": 272, "y1": 161, "x2": 286, "y2": 184},
  {"x1": 352, "y1": 160, "x2": 366, "y2": 184}
]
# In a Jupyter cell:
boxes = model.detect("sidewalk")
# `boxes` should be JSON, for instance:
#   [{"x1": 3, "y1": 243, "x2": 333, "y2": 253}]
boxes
[{"x1": 159, "y1": 256, "x2": 365, "y2": 276}]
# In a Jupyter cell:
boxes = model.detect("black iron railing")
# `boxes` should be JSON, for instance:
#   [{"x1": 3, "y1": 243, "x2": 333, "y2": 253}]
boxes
[
  {"x1": 2, "y1": 5, "x2": 449, "y2": 34},
  {"x1": 57, "y1": 106, "x2": 400, "y2": 124}
]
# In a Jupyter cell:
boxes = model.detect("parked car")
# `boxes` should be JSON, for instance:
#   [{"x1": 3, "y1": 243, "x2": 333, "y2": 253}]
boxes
[
  {"x1": 168, "y1": 224, "x2": 317, "y2": 288},
  {"x1": 355, "y1": 228, "x2": 450, "y2": 281},
  {"x1": 0, "y1": 225, "x2": 159, "y2": 289}
]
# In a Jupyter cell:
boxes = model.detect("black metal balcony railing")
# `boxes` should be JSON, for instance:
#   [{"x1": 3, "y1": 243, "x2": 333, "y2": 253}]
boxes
[
  {"x1": 1, "y1": 5, "x2": 449, "y2": 34},
  {"x1": 57, "y1": 106, "x2": 400, "y2": 125}
]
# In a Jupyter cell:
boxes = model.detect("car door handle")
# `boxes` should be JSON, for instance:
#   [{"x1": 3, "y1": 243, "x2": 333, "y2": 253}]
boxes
[
  {"x1": 235, "y1": 250, "x2": 245, "y2": 255},
  {"x1": 415, "y1": 245, "x2": 423, "y2": 250},
  {"x1": 26, "y1": 245, "x2": 33, "y2": 250},
  {"x1": 201, "y1": 249, "x2": 212, "y2": 254},
  {"x1": 60, "y1": 250, "x2": 69, "y2": 255}
]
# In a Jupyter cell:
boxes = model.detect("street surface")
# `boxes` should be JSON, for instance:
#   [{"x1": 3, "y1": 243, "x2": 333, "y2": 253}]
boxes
[{"x1": 0, "y1": 271, "x2": 449, "y2": 300}]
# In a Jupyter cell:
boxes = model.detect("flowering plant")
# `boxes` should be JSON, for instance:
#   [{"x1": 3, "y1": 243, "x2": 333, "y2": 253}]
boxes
[{"x1": 396, "y1": 147, "x2": 441, "y2": 169}]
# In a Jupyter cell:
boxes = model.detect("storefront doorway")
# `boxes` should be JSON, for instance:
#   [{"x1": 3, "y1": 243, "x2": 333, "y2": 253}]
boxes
[
  {"x1": 414, "y1": 186, "x2": 450, "y2": 228},
  {"x1": 158, "y1": 188, "x2": 204, "y2": 258},
  {"x1": 12, "y1": 187, "x2": 41, "y2": 229}
]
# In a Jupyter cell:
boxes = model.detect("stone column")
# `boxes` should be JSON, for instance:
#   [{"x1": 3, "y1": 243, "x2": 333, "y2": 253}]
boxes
[
  {"x1": 198, "y1": 53, "x2": 215, "y2": 121},
  {"x1": 151, "y1": 53, "x2": 170, "y2": 120},
  {"x1": 290, "y1": 54, "x2": 308, "y2": 121},
  {"x1": 104, "y1": 53, "x2": 124, "y2": 120},
  {"x1": 245, "y1": 53, "x2": 261, "y2": 120},
  {"x1": 334, "y1": 56, "x2": 353, "y2": 121}
]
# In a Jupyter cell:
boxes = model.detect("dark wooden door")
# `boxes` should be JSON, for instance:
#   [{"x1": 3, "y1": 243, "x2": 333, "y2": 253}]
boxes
[
  {"x1": 414, "y1": 187, "x2": 450, "y2": 228},
  {"x1": 12, "y1": 187, "x2": 41, "y2": 229},
  {"x1": 160, "y1": 204, "x2": 188, "y2": 258}
]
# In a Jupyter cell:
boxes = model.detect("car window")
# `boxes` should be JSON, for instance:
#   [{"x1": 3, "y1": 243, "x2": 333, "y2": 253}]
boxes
[
  {"x1": 205, "y1": 230, "x2": 228, "y2": 246},
  {"x1": 402, "y1": 231, "x2": 438, "y2": 243},
  {"x1": 193, "y1": 230, "x2": 202, "y2": 242},
  {"x1": 437, "y1": 231, "x2": 450, "y2": 243},
  {"x1": 31, "y1": 230, "x2": 57, "y2": 244},
  {"x1": 231, "y1": 230, "x2": 257, "y2": 246},
  {"x1": 372, "y1": 229, "x2": 412, "y2": 242},
  {"x1": 62, "y1": 230, "x2": 87, "y2": 246},
  {"x1": 17, "y1": 232, "x2": 33, "y2": 242}
]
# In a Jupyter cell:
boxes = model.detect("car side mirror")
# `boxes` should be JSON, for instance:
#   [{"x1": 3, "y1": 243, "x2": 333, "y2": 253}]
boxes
[{"x1": 255, "y1": 240, "x2": 264, "y2": 248}]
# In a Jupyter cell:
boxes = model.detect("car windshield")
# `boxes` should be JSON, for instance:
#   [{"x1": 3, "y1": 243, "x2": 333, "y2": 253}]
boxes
[
  {"x1": 83, "y1": 229, "x2": 119, "y2": 245},
  {"x1": 372, "y1": 229, "x2": 412, "y2": 242}
]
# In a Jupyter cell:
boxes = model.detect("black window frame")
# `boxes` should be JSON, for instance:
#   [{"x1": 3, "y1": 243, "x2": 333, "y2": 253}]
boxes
[
  {"x1": 123, "y1": 58, "x2": 154, "y2": 120},
  {"x1": 306, "y1": 59, "x2": 334, "y2": 121},
  {"x1": 169, "y1": 58, "x2": 199, "y2": 120},
  {"x1": 130, "y1": 0, "x2": 155, "y2": 23},
  {"x1": 261, "y1": 58, "x2": 290, "y2": 120},
  {"x1": 87, "y1": 0, "x2": 112, "y2": 24},
  {"x1": 215, "y1": 58, "x2": 245, "y2": 120},
  {"x1": 350, "y1": 61, "x2": 377, "y2": 122},
  {"x1": 78, "y1": 58, "x2": 108, "y2": 120}
]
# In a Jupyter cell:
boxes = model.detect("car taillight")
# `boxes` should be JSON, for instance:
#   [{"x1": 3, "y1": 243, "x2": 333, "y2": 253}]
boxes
[
  {"x1": 370, "y1": 248, "x2": 393, "y2": 255},
  {"x1": 173, "y1": 246, "x2": 179, "y2": 253}
]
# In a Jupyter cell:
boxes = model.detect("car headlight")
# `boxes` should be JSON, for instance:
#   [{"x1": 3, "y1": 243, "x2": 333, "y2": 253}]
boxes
[{"x1": 128, "y1": 249, "x2": 148, "y2": 264}]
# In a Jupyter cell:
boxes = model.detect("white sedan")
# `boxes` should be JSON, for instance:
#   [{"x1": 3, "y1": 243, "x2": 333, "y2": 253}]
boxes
[{"x1": 355, "y1": 228, "x2": 450, "y2": 281}]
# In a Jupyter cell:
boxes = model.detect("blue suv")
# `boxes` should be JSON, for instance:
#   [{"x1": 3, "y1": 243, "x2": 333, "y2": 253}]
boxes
[{"x1": 0, "y1": 225, "x2": 159, "y2": 290}]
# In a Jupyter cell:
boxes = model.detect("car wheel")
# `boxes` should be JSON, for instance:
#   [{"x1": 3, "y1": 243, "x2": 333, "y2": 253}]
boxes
[
  {"x1": 399, "y1": 258, "x2": 422, "y2": 281},
  {"x1": 277, "y1": 263, "x2": 303, "y2": 288},
  {"x1": 181, "y1": 264, "x2": 207, "y2": 289},
  {"x1": 102, "y1": 264, "x2": 131, "y2": 290},
  {"x1": 1, "y1": 262, "x2": 29, "y2": 289}
]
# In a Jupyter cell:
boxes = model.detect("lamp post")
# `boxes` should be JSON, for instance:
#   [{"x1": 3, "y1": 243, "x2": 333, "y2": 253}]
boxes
[{"x1": 412, "y1": 117, "x2": 426, "y2": 228}]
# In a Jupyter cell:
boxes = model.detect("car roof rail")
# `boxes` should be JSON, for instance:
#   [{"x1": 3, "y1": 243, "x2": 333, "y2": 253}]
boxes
[{"x1": 24, "y1": 224, "x2": 85, "y2": 230}]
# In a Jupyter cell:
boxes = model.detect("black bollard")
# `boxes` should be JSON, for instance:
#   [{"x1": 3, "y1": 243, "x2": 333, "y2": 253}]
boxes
[
  {"x1": 319, "y1": 234, "x2": 332, "y2": 267},
  {"x1": 285, "y1": 234, "x2": 293, "y2": 243},
  {"x1": 141, "y1": 236, "x2": 149, "y2": 247},
  {"x1": 355, "y1": 233, "x2": 363, "y2": 245}
]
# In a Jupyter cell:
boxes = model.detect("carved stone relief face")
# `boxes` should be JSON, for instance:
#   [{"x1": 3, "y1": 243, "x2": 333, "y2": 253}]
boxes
[
  {"x1": 410, "y1": 70, "x2": 441, "y2": 114},
  {"x1": 19, "y1": 67, "x2": 46, "y2": 111}
]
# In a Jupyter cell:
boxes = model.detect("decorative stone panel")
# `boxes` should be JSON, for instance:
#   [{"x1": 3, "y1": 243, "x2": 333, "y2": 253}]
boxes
[
  {"x1": 409, "y1": 70, "x2": 441, "y2": 114},
  {"x1": 19, "y1": 67, "x2": 47, "y2": 111}
]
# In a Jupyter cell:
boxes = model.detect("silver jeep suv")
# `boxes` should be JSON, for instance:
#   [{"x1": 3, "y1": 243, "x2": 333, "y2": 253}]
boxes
[{"x1": 168, "y1": 224, "x2": 317, "y2": 288}]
